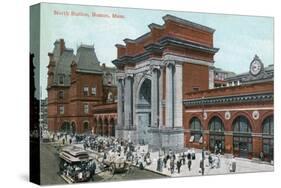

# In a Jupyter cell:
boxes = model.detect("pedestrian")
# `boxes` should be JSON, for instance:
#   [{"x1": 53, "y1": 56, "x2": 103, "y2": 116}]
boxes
[
  {"x1": 200, "y1": 159, "x2": 204, "y2": 175},
  {"x1": 182, "y1": 153, "x2": 186, "y2": 165},
  {"x1": 208, "y1": 154, "x2": 213, "y2": 166},
  {"x1": 187, "y1": 152, "x2": 191, "y2": 161},
  {"x1": 90, "y1": 160, "x2": 96, "y2": 181},
  {"x1": 157, "y1": 158, "x2": 161, "y2": 172},
  {"x1": 170, "y1": 159, "x2": 174, "y2": 174},
  {"x1": 229, "y1": 157, "x2": 236, "y2": 172},
  {"x1": 159, "y1": 157, "x2": 163, "y2": 172},
  {"x1": 188, "y1": 159, "x2": 192, "y2": 171},
  {"x1": 217, "y1": 154, "x2": 221, "y2": 168},
  {"x1": 176, "y1": 160, "x2": 181, "y2": 174},
  {"x1": 260, "y1": 151, "x2": 264, "y2": 161},
  {"x1": 163, "y1": 156, "x2": 167, "y2": 168}
]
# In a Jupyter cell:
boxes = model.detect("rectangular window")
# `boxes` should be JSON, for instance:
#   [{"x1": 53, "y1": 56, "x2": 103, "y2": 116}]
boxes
[
  {"x1": 83, "y1": 87, "x2": 89, "y2": 96},
  {"x1": 59, "y1": 105, "x2": 64, "y2": 114},
  {"x1": 58, "y1": 90, "x2": 64, "y2": 99},
  {"x1": 192, "y1": 87, "x2": 200, "y2": 92},
  {"x1": 59, "y1": 75, "x2": 64, "y2": 85},
  {"x1": 84, "y1": 103, "x2": 89, "y2": 114},
  {"x1": 91, "y1": 86, "x2": 97, "y2": 96}
]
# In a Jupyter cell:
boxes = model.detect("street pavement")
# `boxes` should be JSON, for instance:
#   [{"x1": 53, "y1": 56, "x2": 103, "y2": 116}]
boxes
[
  {"x1": 39, "y1": 143, "x2": 165, "y2": 185},
  {"x1": 142, "y1": 150, "x2": 274, "y2": 177}
]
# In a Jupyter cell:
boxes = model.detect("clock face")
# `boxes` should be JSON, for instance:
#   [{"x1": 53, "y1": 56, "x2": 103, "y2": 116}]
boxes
[{"x1": 250, "y1": 60, "x2": 262, "y2": 76}]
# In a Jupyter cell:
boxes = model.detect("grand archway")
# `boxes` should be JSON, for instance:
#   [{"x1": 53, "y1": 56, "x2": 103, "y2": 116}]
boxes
[{"x1": 136, "y1": 78, "x2": 151, "y2": 145}]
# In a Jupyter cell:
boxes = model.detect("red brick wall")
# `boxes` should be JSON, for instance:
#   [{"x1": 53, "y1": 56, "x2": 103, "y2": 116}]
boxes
[{"x1": 183, "y1": 63, "x2": 209, "y2": 94}]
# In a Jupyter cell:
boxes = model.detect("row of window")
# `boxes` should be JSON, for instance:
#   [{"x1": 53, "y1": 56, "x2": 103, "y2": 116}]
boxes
[
  {"x1": 189, "y1": 115, "x2": 274, "y2": 143},
  {"x1": 57, "y1": 86, "x2": 97, "y2": 99},
  {"x1": 59, "y1": 103, "x2": 89, "y2": 114}
]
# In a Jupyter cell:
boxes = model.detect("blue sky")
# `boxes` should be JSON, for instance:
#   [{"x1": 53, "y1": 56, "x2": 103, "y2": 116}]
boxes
[{"x1": 39, "y1": 3, "x2": 274, "y2": 98}]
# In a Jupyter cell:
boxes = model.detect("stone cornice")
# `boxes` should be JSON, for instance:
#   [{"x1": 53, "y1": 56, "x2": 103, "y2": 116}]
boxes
[
  {"x1": 112, "y1": 36, "x2": 218, "y2": 66},
  {"x1": 183, "y1": 92, "x2": 273, "y2": 106}
]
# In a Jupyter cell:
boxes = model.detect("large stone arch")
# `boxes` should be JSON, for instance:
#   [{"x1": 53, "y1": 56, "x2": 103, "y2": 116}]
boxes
[{"x1": 135, "y1": 75, "x2": 152, "y2": 145}]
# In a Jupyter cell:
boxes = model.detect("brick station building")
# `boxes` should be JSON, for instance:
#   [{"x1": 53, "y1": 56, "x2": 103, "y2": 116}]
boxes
[
  {"x1": 47, "y1": 39, "x2": 117, "y2": 135},
  {"x1": 112, "y1": 14, "x2": 274, "y2": 160}
]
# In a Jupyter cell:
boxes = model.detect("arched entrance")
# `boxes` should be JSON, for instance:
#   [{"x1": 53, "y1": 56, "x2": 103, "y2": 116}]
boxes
[
  {"x1": 136, "y1": 78, "x2": 151, "y2": 145},
  {"x1": 189, "y1": 117, "x2": 203, "y2": 143},
  {"x1": 98, "y1": 118, "x2": 102, "y2": 136},
  {"x1": 110, "y1": 118, "x2": 116, "y2": 137},
  {"x1": 60, "y1": 121, "x2": 75, "y2": 134},
  {"x1": 103, "y1": 118, "x2": 109, "y2": 136},
  {"x1": 83, "y1": 121, "x2": 90, "y2": 134},
  {"x1": 262, "y1": 115, "x2": 274, "y2": 161},
  {"x1": 233, "y1": 116, "x2": 252, "y2": 158},
  {"x1": 209, "y1": 116, "x2": 225, "y2": 153}
]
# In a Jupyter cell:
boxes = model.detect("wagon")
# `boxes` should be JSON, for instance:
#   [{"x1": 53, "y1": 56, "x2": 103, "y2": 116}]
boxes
[{"x1": 97, "y1": 151, "x2": 131, "y2": 174}]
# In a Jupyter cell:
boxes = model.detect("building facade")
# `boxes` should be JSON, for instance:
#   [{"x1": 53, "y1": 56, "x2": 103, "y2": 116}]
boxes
[
  {"x1": 113, "y1": 14, "x2": 273, "y2": 160},
  {"x1": 47, "y1": 39, "x2": 117, "y2": 134},
  {"x1": 113, "y1": 14, "x2": 219, "y2": 149}
]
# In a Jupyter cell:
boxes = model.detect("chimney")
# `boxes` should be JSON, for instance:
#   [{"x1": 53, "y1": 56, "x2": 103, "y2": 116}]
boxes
[{"x1": 59, "y1": 39, "x2": 65, "y2": 55}]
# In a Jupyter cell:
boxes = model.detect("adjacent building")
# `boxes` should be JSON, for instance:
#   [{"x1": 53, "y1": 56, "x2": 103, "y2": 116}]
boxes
[{"x1": 47, "y1": 39, "x2": 117, "y2": 134}]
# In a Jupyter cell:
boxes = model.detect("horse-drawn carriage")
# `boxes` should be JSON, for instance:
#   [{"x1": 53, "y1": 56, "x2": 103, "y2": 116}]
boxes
[{"x1": 96, "y1": 150, "x2": 132, "y2": 174}]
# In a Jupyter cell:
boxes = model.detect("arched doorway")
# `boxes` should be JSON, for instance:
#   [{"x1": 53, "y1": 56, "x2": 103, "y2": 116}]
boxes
[
  {"x1": 60, "y1": 121, "x2": 75, "y2": 134},
  {"x1": 209, "y1": 116, "x2": 225, "y2": 153},
  {"x1": 262, "y1": 115, "x2": 274, "y2": 161},
  {"x1": 83, "y1": 121, "x2": 90, "y2": 134},
  {"x1": 233, "y1": 116, "x2": 252, "y2": 158},
  {"x1": 136, "y1": 78, "x2": 151, "y2": 145},
  {"x1": 98, "y1": 118, "x2": 102, "y2": 136},
  {"x1": 104, "y1": 118, "x2": 109, "y2": 136},
  {"x1": 110, "y1": 118, "x2": 116, "y2": 137},
  {"x1": 189, "y1": 117, "x2": 203, "y2": 144},
  {"x1": 70, "y1": 122, "x2": 76, "y2": 134},
  {"x1": 93, "y1": 118, "x2": 98, "y2": 134}
]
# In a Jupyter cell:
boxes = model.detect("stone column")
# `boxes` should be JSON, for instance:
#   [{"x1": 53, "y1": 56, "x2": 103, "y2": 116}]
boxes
[
  {"x1": 124, "y1": 75, "x2": 133, "y2": 129},
  {"x1": 117, "y1": 79, "x2": 124, "y2": 128},
  {"x1": 159, "y1": 67, "x2": 163, "y2": 128},
  {"x1": 165, "y1": 62, "x2": 174, "y2": 128},
  {"x1": 174, "y1": 63, "x2": 183, "y2": 128},
  {"x1": 151, "y1": 68, "x2": 159, "y2": 128}
]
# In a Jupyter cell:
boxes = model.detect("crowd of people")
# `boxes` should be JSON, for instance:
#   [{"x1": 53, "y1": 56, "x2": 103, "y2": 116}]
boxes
[{"x1": 51, "y1": 131, "x2": 237, "y2": 179}]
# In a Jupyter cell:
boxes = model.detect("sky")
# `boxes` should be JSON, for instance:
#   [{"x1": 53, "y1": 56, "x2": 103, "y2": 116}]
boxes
[{"x1": 37, "y1": 3, "x2": 274, "y2": 99}]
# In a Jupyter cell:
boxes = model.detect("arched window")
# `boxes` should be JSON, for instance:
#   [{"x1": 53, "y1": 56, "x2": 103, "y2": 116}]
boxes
[
  {"x1": 209, "y1": 116, "x2": 225, "y2": 153},
  {"x1": 233, "y1": 116, "x2": 251, "y2": 133},
  {"x1": 232, "y1": 116, "x2": 252, "y2": 158},
  {"x1": 262, "y1": 116, "x2": 274, "y2": 161},
  {"x1": 189, "y1": 117, "x2": 203, "y2": 143},
  {"x1": 262, "y1": 116, "x2": 274, "y2": 136},
  {"x1": 209, "y1": 116, "x2": 224, "y2": 132},
  {"x1": 139, "y1": 79, "x2": 151, "y2": 104}
]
